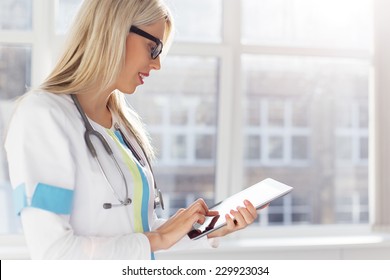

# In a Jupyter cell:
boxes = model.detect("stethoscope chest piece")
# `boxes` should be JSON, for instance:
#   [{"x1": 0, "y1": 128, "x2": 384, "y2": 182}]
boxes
[{"x1": 154, "y1": 189, "x2": 164, "y2": 210}]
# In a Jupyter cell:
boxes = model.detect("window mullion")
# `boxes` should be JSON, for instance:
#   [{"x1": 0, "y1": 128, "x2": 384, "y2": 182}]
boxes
[
  {"x1": 31, "y1": 0, "x2": 54, "y2": 87},
  {"x1": 242, "y1": 45, "x2": 370, "y2": 60},
  {"x1": 0, "y1": 31, "x2": 34, "y2": 44},
  {"x1": 371, "y1": 0, "x2": 390, "y2": 233},
  {"x1": 221, "y1": 0, "x2": 244, "y2": 197},
  {"x1": 215, "y1": 47, "x2": 235, "y2": 202}
]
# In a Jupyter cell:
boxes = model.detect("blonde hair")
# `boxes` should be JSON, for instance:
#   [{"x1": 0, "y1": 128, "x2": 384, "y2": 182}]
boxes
[{"x1": 40, "y1": 0, "x2": 174, "y2": 160}]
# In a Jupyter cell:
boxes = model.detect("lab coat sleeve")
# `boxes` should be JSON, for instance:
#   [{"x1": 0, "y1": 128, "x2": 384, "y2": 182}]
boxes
[
  {"x1": 150, "y1": 213, "x2": 219, "y2": 254},
  {"x1": 20, "y1": 207, "x2": 152, "y2": 259},
  {"x1": 5, "y1": 93, "x2": 152, "y2": 259},
  {"x1": 5, "y1": 94, "x2": 77, "y2": 216}
]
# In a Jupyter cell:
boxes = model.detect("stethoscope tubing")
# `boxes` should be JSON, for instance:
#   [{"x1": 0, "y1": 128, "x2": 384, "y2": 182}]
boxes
[
  {"x1": 71, "y1": 94, "x2": 164, "y2": 210},
  {"x1": 71, "y1": 94, "x2": 131, "y2": 206}
]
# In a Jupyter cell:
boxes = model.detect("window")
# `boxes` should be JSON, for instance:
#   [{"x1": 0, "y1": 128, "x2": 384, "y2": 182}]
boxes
[
  {"x1": 55, "y1": 0, "x2": 81, "y2": 34},
  {"x1": 242, "y1": 55, "x2": 370, "y2": 225},
  {"x1": 241, "y1": 0, "x2": 371, "y2": 226},
  {"x1": 167, "y1": 0, "x2": 222, "y2": 42},
  {"x1": 242, "y1": 0, "x2": 371, "y2": 49},
  {"x1": 0, "y1": 0, "x2": 374, "y2": 236},
  {"x1": 0, "y1": 0, "x2": 33, "y2": 234},
  {"x1": 0, "y1": 0, "x2": 32, "y2": 31},
  {"x1": 133, "y1": 56, "x2": 219, "y2": 218}
]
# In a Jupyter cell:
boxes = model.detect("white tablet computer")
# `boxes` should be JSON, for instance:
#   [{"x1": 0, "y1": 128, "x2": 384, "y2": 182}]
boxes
[{"x1": 188, "y1": 178, "x2": 293, "y2": 240}]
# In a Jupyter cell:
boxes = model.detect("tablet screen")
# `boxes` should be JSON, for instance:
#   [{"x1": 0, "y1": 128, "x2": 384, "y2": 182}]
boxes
[{"x1": 188, "y1": 178, "x2": 293, "y2": 240}]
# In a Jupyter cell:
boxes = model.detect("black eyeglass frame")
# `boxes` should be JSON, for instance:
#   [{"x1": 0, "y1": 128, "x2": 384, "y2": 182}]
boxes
[{"x1": 129, "y1": 26, "x2": 163, "y2": 60}]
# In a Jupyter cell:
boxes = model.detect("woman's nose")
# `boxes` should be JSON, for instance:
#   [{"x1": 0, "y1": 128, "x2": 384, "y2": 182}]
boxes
[{"x1": 150, "y1": 56, "x2": 161, "y2": 71}]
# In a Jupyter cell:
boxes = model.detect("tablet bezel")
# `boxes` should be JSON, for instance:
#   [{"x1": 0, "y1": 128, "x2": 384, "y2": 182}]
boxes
[{"x1": 188, "y1": 178, "x2": 293, "y2": 240}]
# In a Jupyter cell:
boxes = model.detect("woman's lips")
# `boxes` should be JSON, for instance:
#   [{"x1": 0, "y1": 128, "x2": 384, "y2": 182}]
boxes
[{"x1": 138, "y1": 72, "x2": 149, "y2": 84}]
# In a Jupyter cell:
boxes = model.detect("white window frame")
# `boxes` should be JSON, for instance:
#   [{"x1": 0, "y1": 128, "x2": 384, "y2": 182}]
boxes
[
  {"x1": 244, "y1": 97, "x2": 311, "y2": 166},
  {"x1": 335, "y1": 101, "x2": 369, "y2": 165},
  {"x1": 2, "y1": 0, "x2": 390, "y2": 258}
]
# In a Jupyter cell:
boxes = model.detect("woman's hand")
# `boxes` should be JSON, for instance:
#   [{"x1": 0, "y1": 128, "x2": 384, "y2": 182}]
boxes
[
  {"x1": 144, "y1": 198, "x2": 218, "y2": 252},
  {"x1": 206, "y1": 200, "x2": 263, "y2": 239}
]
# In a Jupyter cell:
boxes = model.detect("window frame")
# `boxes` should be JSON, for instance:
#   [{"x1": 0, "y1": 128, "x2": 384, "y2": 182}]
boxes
[{"x1": 1, "y1": 0, "x2": 389, "y2": 256}]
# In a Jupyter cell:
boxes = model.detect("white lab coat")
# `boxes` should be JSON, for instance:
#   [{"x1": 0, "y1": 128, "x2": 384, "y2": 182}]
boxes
[{"x1": 5, "y1": 91, "x2": 215, "y2": 259}]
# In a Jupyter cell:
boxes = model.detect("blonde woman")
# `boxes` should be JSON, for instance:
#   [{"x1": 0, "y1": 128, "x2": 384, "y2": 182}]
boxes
[{"x1": 5, "y1": 0, "x2": 257, "y2": 259}]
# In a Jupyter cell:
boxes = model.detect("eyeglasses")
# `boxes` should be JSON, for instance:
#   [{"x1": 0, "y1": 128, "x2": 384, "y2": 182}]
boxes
[{"x1": 129, "y1": 26, "x2": 163, "y2": 60}]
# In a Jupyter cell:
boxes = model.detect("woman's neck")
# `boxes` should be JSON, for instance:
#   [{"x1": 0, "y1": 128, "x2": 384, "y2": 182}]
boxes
[{"x1": 75, "y1": 89, "x2": 113, "y2": 129}]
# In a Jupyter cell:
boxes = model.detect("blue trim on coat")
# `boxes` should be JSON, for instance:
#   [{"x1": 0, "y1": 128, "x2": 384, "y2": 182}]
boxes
[
  {"x1": 137, "y1": 164, "x2": 150, "y2": 234},
  {"x1": 13, "y1": 183, "x2": 73, "y2": 215},
  {"x1": 114, "y1": 130, "x2": 154, "y2": 259},
  {"x1": 13, "y1": 183, "x2": 27, "y2": 215},
  {"x1": 31, "y1": 183, "x2": 73, "y2": 214},
  {"x1": 114, "y1": 130, "x2": 126, "y2": 146}
]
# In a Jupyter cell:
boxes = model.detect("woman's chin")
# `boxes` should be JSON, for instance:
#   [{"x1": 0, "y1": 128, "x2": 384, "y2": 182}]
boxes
[{"x1": 118, "y1": 85, "x2": 137, "y2": 95}]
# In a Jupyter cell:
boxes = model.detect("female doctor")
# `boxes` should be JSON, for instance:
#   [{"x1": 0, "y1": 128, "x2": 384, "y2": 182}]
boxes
[{"x1": 5, "y1": 0, "x2": 258, "y2": 259}]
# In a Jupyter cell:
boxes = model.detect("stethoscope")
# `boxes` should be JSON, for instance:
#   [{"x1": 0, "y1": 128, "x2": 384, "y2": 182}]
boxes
[{"x1": 71, "y1": 94, "x2": 164, "y2": 210}]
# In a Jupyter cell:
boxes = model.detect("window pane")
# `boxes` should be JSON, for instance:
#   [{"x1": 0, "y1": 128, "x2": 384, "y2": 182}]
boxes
[
  {"x1": 171, "y1": 134, "x2": 187, "y2": 159},
  {"x1": 0, "y1": 0, "x2": 32, "y2": 30},
  {"x1": 292, "y1": 100, "x2": 309, "y2": 127},
  {"x1": 129, "y1": 56, "x2": 219, "y2": 217},
  {"x1": 0, "y1": 44, "x2": 31, "y2": 234},
  {"x1": 166, "y1": 0, "x2": 222, "y2": 42},
  {"x1": 336, "y1": 136, "x2": 353, "y2": 160},
  {"x1": 242, "y1": 0, "x2": 372, "y2": 49},
  {"x1": 245, "y1": 135, "x2": 261, "y2": 160},
  {"x1": 359, "y1": 137, "x2": 368, "y2": 160},
  {"x1": 55, "y1": 0, "x2": 82, "y2": 34},
  {"x1": 292, "y1": 136, "x2": 308, "y2": 160},
  {"x1": 242, "y1": 55, "x2": 369, "y2": 225},
  {"x1": 170, "y1": 106, "x2": 188, "y2": 125},
  {"x1": 335, "y1": 101, "x2": 369, "y2": 165},
  {"x1": 0, "y1": 45, "x2": 31, "y2": 99},
  {"x1": 335, "y1": 191, "x2": 368, "y2": 223},
  {"x1": 268, "y1": 100, "x2": 284, "y2": 127},
  {"x1": 359, "y1": 103, "x2": 369, "y2": 128},
  {"x1": 246, "y1": 100, "x2": 262, "y2": 126},
  {"x1": 55, "y1": 0, "x2": 223, "y2": 40},
  {"x1": 269, "y1": 136, "x2": 284, "y2": 159},
  {"x1": 196, "y1": 135, "x2": 215, "y2": 160}
]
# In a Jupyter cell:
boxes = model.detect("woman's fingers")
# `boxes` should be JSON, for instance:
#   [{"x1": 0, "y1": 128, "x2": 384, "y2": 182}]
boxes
[
  {"x1": 207, "y1": 210, "x2": 220, "y2": 216},
  {"x1": 186, "y1": 199, "x2": 220, "y2": 223},
  {"x1": 229, "y1": 209, "x2": 248, "y2": 229},
  {"x1": 207, "y1": 199, "x2": 265, "y2": 239},
  {"x1": 238, "y1": 200, "x2": 258, "y2": 224},
  {"x1": 244, "y1": 199, "x2": 257, "y2": 215},
  {"x1": 151, "y1": 198, "x2": 260, "y2": 250},
  {"x1": 188, "y1": 198, "x2": 209, "y2": 215},
  {"x1": 225, "y1": 200, "x2": 258, "y2": 230},
  {"x1": 225, "y1": 213, "x2": 236, "y2": 230},
  {"x1": 149, "y1": 199, "x2": 217, "y2": 251},
  {"x1": 173, "y1": 199, "x2": 212, "y2": 227}
]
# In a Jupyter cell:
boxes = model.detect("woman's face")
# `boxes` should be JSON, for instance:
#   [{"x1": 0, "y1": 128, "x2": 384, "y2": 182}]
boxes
[{"x1": 115, "y1": 19, "x2": 166, "y2": 94}]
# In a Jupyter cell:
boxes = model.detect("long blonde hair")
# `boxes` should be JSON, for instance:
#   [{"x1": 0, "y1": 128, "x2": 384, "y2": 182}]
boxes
[{"x1": 40, "y1": 0, "x2": 174, "y2": 160}]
